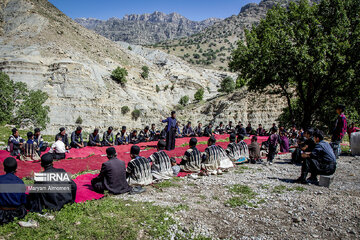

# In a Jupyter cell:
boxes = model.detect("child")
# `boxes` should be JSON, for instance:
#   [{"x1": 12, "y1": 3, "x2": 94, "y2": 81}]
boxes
[
  {"x1": 171, "y1": 157, "x2": 180, "y2": 176},
  {"x1": 248, "y1": 136, "x2": 261, "y2": 164},
  {"x1": 267, "y1": 127, "x2": 279, "y2": 165}
]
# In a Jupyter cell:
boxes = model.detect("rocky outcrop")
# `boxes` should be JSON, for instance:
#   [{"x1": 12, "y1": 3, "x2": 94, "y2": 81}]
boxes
[
  {"x1": 0, "y1": 0, "x2": 286, "y2": 134},
  {"x1": 75, "y1": 12, "x2": 221, "y2": 45}
]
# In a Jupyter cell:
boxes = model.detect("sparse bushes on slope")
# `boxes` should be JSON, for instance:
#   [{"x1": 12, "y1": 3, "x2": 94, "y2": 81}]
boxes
[
  {"x1": 121, "y1": 106, "x2": 130, "y2": 115},
  {"x1": 179, "y1": 95, "x2": 189, "y2": 106},
  {"x1": 111, "y1": 67, "x2": 128, "y2": 85},
  {"x1": 194, "y1": 88, "x2": 204, "y2": 101}
]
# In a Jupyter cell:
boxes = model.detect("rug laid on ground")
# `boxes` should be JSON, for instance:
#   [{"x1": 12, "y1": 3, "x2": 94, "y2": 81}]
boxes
[{"x1": 73, "y1": 173, "x2": 104, "y2": 203}]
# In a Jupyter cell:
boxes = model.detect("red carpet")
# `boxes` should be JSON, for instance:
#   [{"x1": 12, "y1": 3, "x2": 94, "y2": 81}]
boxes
[{"x1": 73, "y1": 173, "x2": 104, "y2": 203}]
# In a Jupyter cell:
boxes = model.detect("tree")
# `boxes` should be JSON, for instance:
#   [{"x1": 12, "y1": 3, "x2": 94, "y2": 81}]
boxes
[
  {"x1": 75, "y1": 116, "x2": 83, "y2": 124},
  {"x1": 229, "y1": 0, "x2": 360, "y2": 128},
  {"x1": 218, "y1": 77, "x2": 235, "y2": 93},
  {"x1": 156, "y1": 85, "x2": 160, "y2": 93},
  {"x1": 0, "y1": 72, "x2": 50, "y2": 128},
  {"x1": 128, "y1": 46, "x2": 132, "y2": 51},
  {"x1": 121, "y1": 106, "x2": 130, "y2": 115},
  {"x1": 179, "y1": 95, "x2": 189, "y2": 106},
  {"x1": 111, "y1": 67, "x2": 128, "y2": 85},
  {"x1": 131, "y1": 109, "x2": 141, "y2": 120},
  {"x1": 194, "y1": 88, "x2": 204, "y2": 101},
  {"x1": 141, "y1": 66, "x2": 149, "y2": 79}
]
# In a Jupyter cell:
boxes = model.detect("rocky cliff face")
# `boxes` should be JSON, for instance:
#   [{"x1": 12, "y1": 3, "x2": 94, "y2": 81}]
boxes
[
  {"x1": 75, "y1": 12, "x2": 221, "y2": 45},
  {"x1": 0, "y1": 0, "x2": 286, "y2": 134}
]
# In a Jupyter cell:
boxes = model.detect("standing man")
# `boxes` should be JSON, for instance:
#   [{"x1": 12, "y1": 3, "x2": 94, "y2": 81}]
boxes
[
  {"x1": 331, "y1": 104, "x2": 347, "y2": 159},
  {"x1": 161, "y1": 111, "x2": 177, "y2": 151}
]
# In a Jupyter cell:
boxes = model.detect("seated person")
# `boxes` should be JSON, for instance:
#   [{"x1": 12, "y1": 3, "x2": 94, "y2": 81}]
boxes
[
  {"x1": 180, "y1": 138, "x2": 202, "y2": 173},
  {"x1": 126, "y1": 145, "x2": 152, "y2": 186},
  {"x1": 347, "y1": 122, "x2": 359, "y2": 141},
  {"x1": 159, "y1": 125, "x2": 167, "y2": 140},
  {"x1": 248, "y1": 136, "x2": 261, "y2": 164},
  {"x1": 26, "y1": 153, "x2": 77, "y2": 213},
  {"x1": 225, "y1": 121, "x2": 235, "y2": 134},
  {"x1": 34, "y1": 128, "x2": 47, "y2": 155},
  {"x1": 49, "y1": 135, "x2": 66, "y2": 160},
  {"x1": 236, "y1": 124, "x2": 246, "y2": 136},
  {"x1": 127, "y1": 130, "x2": 140, "y2": 144},
  {"x1": 182, "y1": 122, "x2": 195, "y2": 137},
  {"x1": 214, "y1": 122, "x2": 225, "y2": 135},
  {"x1": 0, "y1": 158, "x2": 27, "y2": 225},
  {"x1": 102, "y1": 127, "x2": 114, "y2": 146},
  {"x1": 171, "y1": 158, "x2": 180, "y2": 176},
  {"x1": 139, "y1": 126, "x2": 151, "y2": 142},
  {"x1": 194, "y1": 123, "x2": 203, "y2": 137},
  {"x1": 20, "y1": 132, "x2": 40, "y2": 162},
  {"x1": 269, "y1": 123, "x2": 278, "y2": 135},
  {"x1": 256, "y1": 124, "x2": 266, "y2": 136},
  {"x1": 7, "y1": 128, "x2": 23, "y2": 157},
  {"x1": 91, "y1": 147, "x2": 132, "y2": 194},
  {"x1": 148, "y1": 140, "x2": 173, "y2": 180},
  {"x1": 202, "y1": 136, "x2": 232, "y2": 175},
  {"x1": 175, "y1": 122, "x2": 183, "y2": 138},
  {"x1": 226, "y1": 134, "x2": 242, "y2": 162},
  {"x1": 115, "y1": 126, "x2": 128, "y2": 145},
  {"x1": 289, "y1": 132, "x2": 298, "y2": 148},
  {"x1": 296, "y1": 130, "x2": 336, "y2": 184},
  {"x1": 70, "y1": 126, "x2": 84, "y2": 149},
  {"x1": 203, "y1": 123, "x2": 213, "y2": 137},
  {"x1": 236, "y1": 134, "x2": 250, "y2": 163},
  {"x1": 150, "y1": 124, "x2": 160, "y2": 141},
  {"x1": 289, "y1": 125, "x2": 298, "y2": 138},
  {"x1": 292, "y1": 128, "x2": 316, "y2": 164},
  {"x1": 246, "y1": 123, "x2": 253, "y2": 135},
  {"x1": 55, "y1": 127, "x2": 70, "y2": 150},
  {"x1": 88, "y1": 128, "x2": 101, "y2": 146}
]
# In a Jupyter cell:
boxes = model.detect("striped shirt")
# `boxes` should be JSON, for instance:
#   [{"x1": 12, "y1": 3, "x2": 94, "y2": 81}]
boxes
[
  {"x1": 126, "y1": 156, "x2": 152, "y2": 186},
  {"x1": 148, "y1": 151, "x2": 173, "y2": 180},
  {"x1": 202, "y1": 145, "x2": 233, "y2": 171},
  {"x1": 226, "y1": 142, "x2": 242, "y2": 161},
  {"x1": 180, "y1": 147, "x2": 202, "y2": 172},
  {"x1": 238, "y1": 140, "x2": 249, "y2": 159}
]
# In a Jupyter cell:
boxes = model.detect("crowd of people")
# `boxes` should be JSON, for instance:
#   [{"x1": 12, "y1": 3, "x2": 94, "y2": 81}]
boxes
[{"x1": 1, "y1": 104, "x2": 358, "y2": 224}]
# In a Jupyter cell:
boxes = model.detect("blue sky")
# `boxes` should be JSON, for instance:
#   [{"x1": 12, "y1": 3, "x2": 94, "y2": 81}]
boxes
[{"x1": 49, "y1": 0, "x2": 261, "y2": 21}]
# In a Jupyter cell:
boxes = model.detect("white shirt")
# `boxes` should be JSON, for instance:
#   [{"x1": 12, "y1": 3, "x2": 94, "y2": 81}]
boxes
[{"x1": 49, "y1": 140, "x2": 66, "y2": 154}]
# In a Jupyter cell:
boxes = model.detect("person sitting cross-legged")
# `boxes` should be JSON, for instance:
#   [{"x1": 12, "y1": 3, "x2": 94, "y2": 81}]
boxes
[
  {"x1": 139, "y1": 126, "x2": 151, "y2": 142},
  {"x1": 20, "y1": 132, "x2": 40, "y2": 162},
  {"x1": 55, "y1": 127, "x2": 70, "y2": 150},
  {"x1": 295, "y1": 130, "x2": 337, "y2": 184},
  {"x1": 214, "y1": 122, "x2": 225, "y2": 135},
  {"x1": 148, "y1": 140, "x2": 173, "y2": 181},
  {"x1": 91, "y1": 147, "x2": 132, "y2": 194},
  {"x1": 102, "y1": 127, "x2": 114, "y2": 146},
  {"x1": 127, "y1": 130, "x2": 140, "y2": 144},
  {"x1": 49, "y1": 135, "x2": 66, "y2": 160},
  {"x1": 26, "y1": 153, "x2": 77, "y2": 213},
  {"x1": 0, "y1": 158, "x2": 27, "y2": 225},
  {"x1": 182, "y1": 122, "x2": 195, "y2": 137},
  {"x1": 88, "y1": 128, "x2": 101, "y2": 147},
  {"x1": 237, "y1": 134, "x2": 250, "y2": 164},
  {"x1": 34, "y1": 128, "x2": 47, "y2": 156},
  {"x1": 226, "y1": 134, "x2": 243, "y2": 162},
  {"x1": 115, "y1": 126, "x2": 128, "y2": 145},
  {"x1": 171, "y1": 158, "x2": 180, "y2": 176},
  {"x1": 7, "y1": 128, "x2": 23, "y2": 157},
  {"x1": 126, "y1": 145, "x2": 153, "y2": 186},
  {"x1": 70, "y1": 126, "x2": 84, "y2": 149},
  {"x1": 180, "y1": 138, "x2": 202, "y2": 173}
]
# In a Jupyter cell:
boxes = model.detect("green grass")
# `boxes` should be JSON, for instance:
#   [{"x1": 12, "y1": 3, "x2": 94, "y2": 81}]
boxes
[
  {"x1": 155, "y1": 180, "x2": 181, "y2": 189},
  {"x1": 234, "y1": 166, "x2": 250, "y2": 174},
  {"x1": 0, "y1": 198, "x2": 176, "y2": 240},
  {"x1": 174, "y1": 204, "x2": 190, "y2": 211},
  {"x1": 226, "y1": 196, "x2": 258, "y2": 208},
  {"x1": 272, "y1": 185, "x2": 306, "y2": 193},
  {"x1": 260, "y1": 184, "x2": 270, "y2": 189},
  {"x1": 225, "y1": 184, "x2": 259, "y2": 208}
]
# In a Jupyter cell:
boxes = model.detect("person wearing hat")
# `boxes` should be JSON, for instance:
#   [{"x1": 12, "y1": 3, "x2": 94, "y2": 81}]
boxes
[
  {"x1": 160, "y1": 111, "x2": 177, "y2": 151},
  {"x1": 70, "y1": 126, "x2": 84, "y2": 149},
  {"x1": 115, "y1": 126, "x2": 128, "y2": 145},
  {"x1": 148, "y1": 140, "x2": 173, "y2": 180},
  {"x1": 126, "y1": 145, "x2": 152, "y2": 186},
  {"x1": 102, "y1": 127, "x2": 114, "y2": 146},
  {"x1": 91, "y1": 147, "x2": 132, "y2": 194},
  {"x1": 0, "y1": 157, "x2": 27, "y2": 224},
  {"x1": 7, "y1": 128, "x2": 23, "y2": 157},
  {"x1": 26, "y1": 153, "x2": 77, "y2": 213},
  {"x1": 139, "y1": 126, "x2": 151, "y2": 142},
  {"x1": 19, "y1": 132, "x2": 40, "y2": 161},
  {"x1": 88, "y1": 128, "x2": 101, "y2": 146},
  {"x1": 226, "y1": 134, "x2": 243, "y2": 162},
  {"x1": 179, "y1": 138, "x2": 202, "y2": 173},
  {"x1": 55, "y1": 127, "x2": 70, "y2": 150},
  {"x1": 331, "y1": 104, "x2": 348, "y2": 159}
]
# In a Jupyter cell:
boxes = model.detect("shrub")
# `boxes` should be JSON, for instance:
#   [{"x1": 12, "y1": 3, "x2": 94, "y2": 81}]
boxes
[
  {"x1": 156, "y1": 85, "x2": 160, "y2": 93},
  {"x1": 170, "y1": 85, "x2": 175, "y2": 91},
  {"x1": 141, "y1": 66, "x2": 149, "y2": 79},
  {"x1": 128, "y1": 46, "x2": 132, "y2": 50},
  {"x1": 164, "y1": 85, "x2": 169, "y2": 91},
  {"x1": 131, "y1": 109, "x2": 141, "y2": 120},
  {"x1": 121, "y1": 106, "x2": 130, "y2": 115},
  {"x1": 111, "y1": 67, "x2": 128, "y2": 85},
  {"x1": 75, "y1": 116, "x2": 83, "y2": 124},
  {"x1": 179, "y1": 95, "x2": 189, "y2": 106},
  {"x1": 219, "y1": 77, "x2": 235, "y2": 93},
  {"x1": 194, "y1": 88, "x2": 204, "y2": 101}
]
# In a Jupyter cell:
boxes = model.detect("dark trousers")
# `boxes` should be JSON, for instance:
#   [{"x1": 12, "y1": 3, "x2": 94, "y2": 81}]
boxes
[
  {"x1": 267, "y1": 145, "x2": 277, "y2": 162},
  {"x1": 91, "y1": 180, "x2": 105, "y2": 194},
  {"x1": 300, "y1": 158, "x2": 336, "y2": 180},
  {"x1": 331, "y1": 141, "x2": 341, "y2": 159},
  {"x1": 53, "y1": 152, "x2": 66, "y2": 160},
  {"x1": 0, "y1": 205, "x2": 27, "y2": 225},
  {"x1": 166, "y1": 128, "x2": 176, "y2": 151}
]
